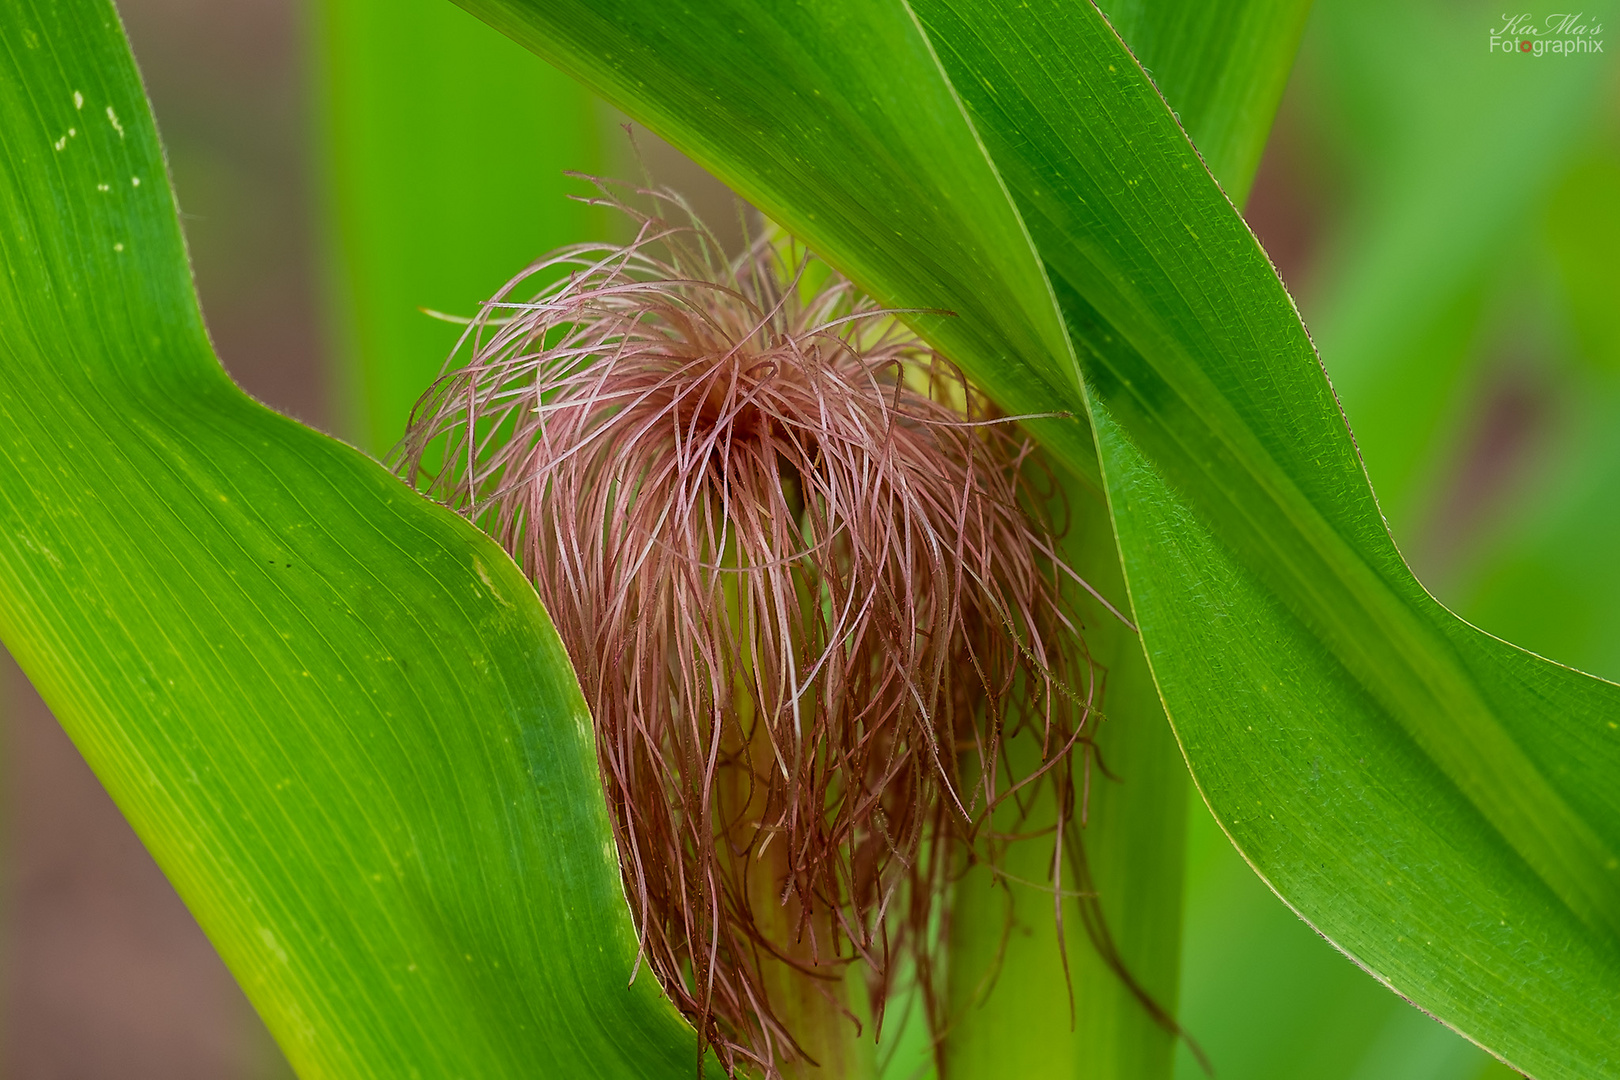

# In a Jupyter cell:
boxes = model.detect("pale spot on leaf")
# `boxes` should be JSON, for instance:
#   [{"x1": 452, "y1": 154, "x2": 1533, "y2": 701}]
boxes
[{"x1": 258, "y1": 927, "x2": 289, "y2": 964}]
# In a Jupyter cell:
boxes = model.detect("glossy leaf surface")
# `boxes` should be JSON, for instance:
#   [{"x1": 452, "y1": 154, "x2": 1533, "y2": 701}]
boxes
[
  {"x1": 0, "y1": 4, "x2": 701, "y2": 1076},
  {"x1": 463, "y1": 0, "x2": 1620, "y2": 1075},
  {"x1": 913, "y1": 3, "x2": 1620, "y2": 1075},
  {"x1": 456, "y1": 0, "x2": 1097, "y2": 490},
  {"x1": 946, "y1": 1, "x2": 1309, "y2": 1073},
  {"x1": 1174, "y1": 796, "x2": 1515, "y2": 1080},
  {"x1": 1170, "y1": 3, "x2": 1618, "y2": 1070}
]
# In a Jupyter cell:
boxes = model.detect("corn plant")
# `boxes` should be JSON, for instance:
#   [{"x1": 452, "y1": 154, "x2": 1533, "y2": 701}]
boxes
[{"x1": 1, "y1": 0, "x2": 1616, "y2": 1078}]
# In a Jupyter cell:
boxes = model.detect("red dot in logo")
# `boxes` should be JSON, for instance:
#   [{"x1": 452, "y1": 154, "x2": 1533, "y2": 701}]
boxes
[{"x1": 1520, "y1": 39, "x2": 1532, "y2": 51}]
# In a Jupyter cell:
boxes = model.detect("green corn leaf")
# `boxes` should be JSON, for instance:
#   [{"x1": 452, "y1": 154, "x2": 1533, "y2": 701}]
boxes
[
  {"x1": 907, "y1": 2, "x2": 1620, "y2": 1075},
  {"x1": 1171, "y1": 3, "x2": 1616, "y2": 1070},
  {"x1": 946, "y1": 2, "x2": 1310, "y2": 1074},
  {"x1": 460, "y1": 0, "x2": 1620, "y2": 1075},
  {"x1": 1102, "y1": 1, "x2": 1488, "y2": 1072},
  {"x1": 1174, "y1": 794, "x2": 1503, "y2": 1080},
  {"x1": 0, "y1": 3, "x2": 705, "y2": 1075},
  {"x1": 1096, "y1": 0, "x2": 1311, "y2": 205},
  {"x1": 455, "y1": 0, "x2": 1097, "y2": 495}
]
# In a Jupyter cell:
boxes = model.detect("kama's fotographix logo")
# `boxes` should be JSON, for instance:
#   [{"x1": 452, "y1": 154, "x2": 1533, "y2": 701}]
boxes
[{"x1": 1490, "y1": 12, "x2": 1605, "y2": 55}]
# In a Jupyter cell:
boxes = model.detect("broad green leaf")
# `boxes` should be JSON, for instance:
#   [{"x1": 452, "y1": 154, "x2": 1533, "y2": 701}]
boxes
[
  {"x1": 453, "y1": 0, "x2": 1097, "y2": 492},
  {"x1": 909, "y1": 1, "x2": 1620, "y2": 1075},
  {"x1": 1172, "y1": 1, "x2": 1608, "y2": 1070},
  {"x1": 1096, "y1": 0, "x2": 1311, "y2": 205},
  {"x1": 460, "y1": 0, "x2": 1620, "y2": 1075},
  {"x1": 1174, "y1": 796, "x2": 1500, "y2": 1080},
  {"x1": 0, "y1": 4, "x2": 705, "y2": 1076},
  {"x1": 311, "y1": 0, "x2": 603, "y2": 455},
  {"x1": 1100, "y1": 2, "x2": 1501, "y2": 1072},
  {"x1": 948, "y1": 2, "x2": 1307, "y2": 1073},
  {"x1": 956, "y1": 1, "x2": 1495, "y2": 1067}
]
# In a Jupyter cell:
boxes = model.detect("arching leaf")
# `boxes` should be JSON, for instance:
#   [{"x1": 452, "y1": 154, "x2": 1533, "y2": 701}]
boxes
[{"x1": 0, "y1": 4, "x2": 703, "y2": 1075}]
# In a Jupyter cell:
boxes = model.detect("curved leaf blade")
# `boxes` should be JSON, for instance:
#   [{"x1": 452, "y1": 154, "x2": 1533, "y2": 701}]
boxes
[
  {"x1": 0, "y1": 4, "x2": 702, "y2": 1076},
  {"x1": 1097, "y1": 0, "x2": 1312, "y2": 204},
  {"x1": 945, "y1": 2, "x2": 1309, "y2": 1073},
  {"x1": 907, "y1": 0, "x2": 1620, "y2": 1074},
  {"x1": 453, "y1": 0, "x2": 1097, "y2": 489}
]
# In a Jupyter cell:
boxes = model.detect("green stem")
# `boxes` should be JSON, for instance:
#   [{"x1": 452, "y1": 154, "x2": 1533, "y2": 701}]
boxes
[{"x1": 945, "y1": 475, "x2": 1189, "y2": 1080}]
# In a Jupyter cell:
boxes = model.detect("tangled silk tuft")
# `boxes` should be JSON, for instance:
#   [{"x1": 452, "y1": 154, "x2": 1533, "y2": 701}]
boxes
[{"x1": 400, "y1": 183, "x2": 1109, "y2": 1077}]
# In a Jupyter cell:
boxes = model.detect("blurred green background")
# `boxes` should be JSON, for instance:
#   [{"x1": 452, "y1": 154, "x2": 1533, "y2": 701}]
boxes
[{"x1": 2, "y1": 0, "x2": 1613, "y2": 1075}]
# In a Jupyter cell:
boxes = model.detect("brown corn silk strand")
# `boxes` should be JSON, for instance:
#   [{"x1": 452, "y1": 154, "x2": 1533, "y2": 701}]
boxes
[{"x1": 398, "y1": 187, "x2": 1103, "y2": 1077}]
